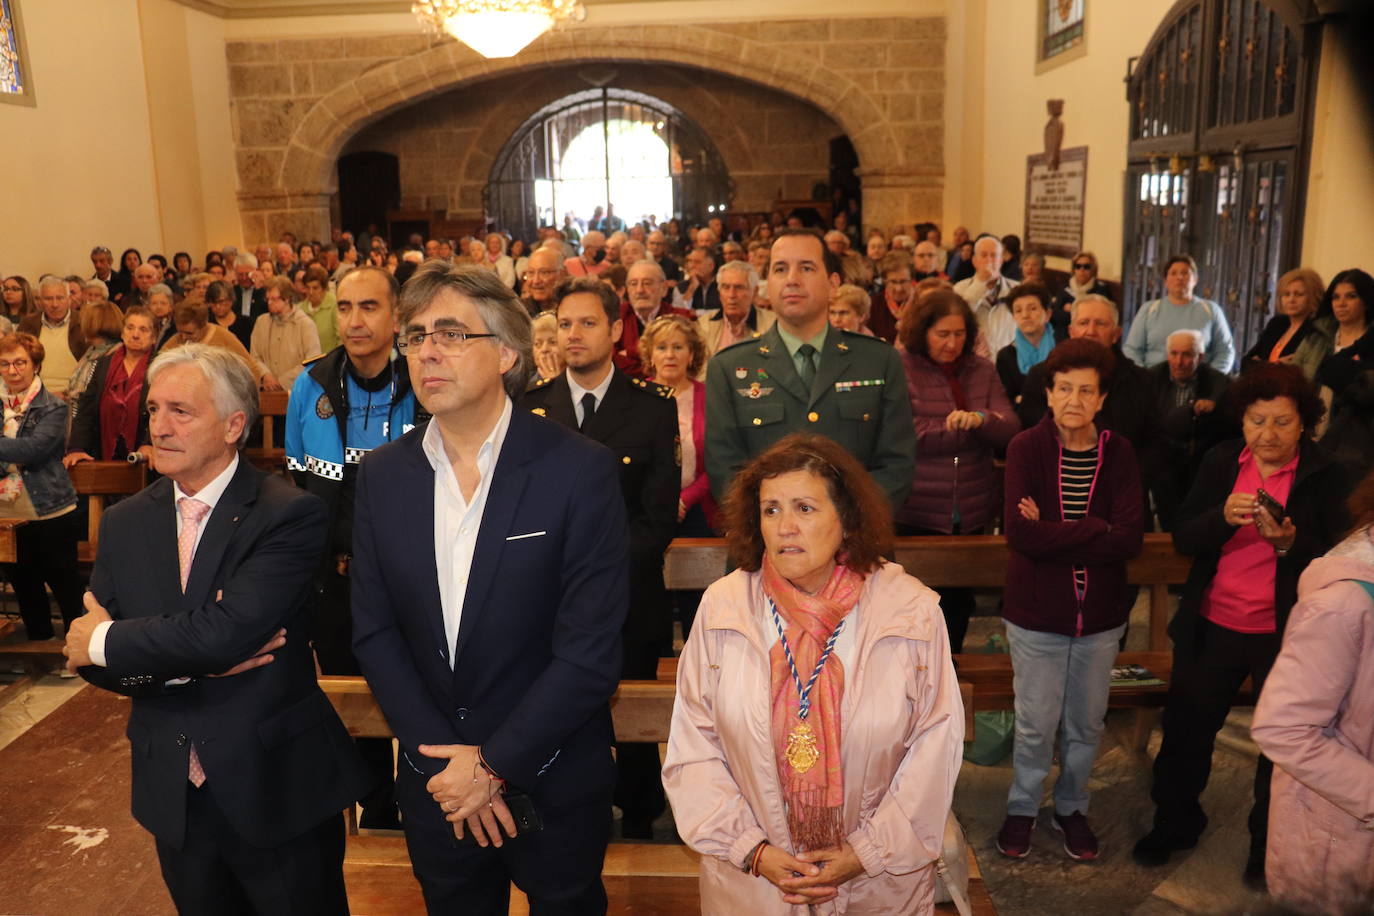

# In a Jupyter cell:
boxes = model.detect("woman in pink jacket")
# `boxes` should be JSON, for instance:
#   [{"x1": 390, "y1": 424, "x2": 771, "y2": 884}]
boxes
[
  {"x1": 1251, "y1": 470, "x2": 1374, "y2": 915},
  {"x1": 663, "y1": 433, "x2": 964, "y2": 914}
]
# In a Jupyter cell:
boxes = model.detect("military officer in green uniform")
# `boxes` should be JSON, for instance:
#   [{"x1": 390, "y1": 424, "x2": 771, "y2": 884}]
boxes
[{"x1": 705, "y1": 229, "x2": 915, "y2": 507}]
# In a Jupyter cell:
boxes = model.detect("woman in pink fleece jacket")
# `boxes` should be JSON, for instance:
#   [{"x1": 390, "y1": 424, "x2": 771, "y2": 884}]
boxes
[
  {"x1": 1251, "y1": 472, "x2": 1374, "y2": 915},
  {"x1": 662, "y1": 433, "x2": 964, "y2": 915}
]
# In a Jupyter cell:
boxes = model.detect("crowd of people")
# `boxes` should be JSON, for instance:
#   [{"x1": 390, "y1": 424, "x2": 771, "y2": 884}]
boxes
[{"x1": 3, "y1": 207, "x2": 1372, "y2": 915}]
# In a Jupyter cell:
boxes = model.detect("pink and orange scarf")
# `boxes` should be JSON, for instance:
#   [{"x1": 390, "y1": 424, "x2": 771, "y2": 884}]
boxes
[{"x1": 763, "y1": 555, "x2": 864, "y2": 852}]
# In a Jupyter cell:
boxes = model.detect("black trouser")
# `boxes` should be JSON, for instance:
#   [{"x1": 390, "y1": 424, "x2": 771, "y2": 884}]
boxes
[
  {"x1": 614, "y1": 564, "x2": 670, "y2": 827},
  {"x1": 897, "y1": 523, "x2": 976, "y2": 653},
  {"x1": 3, "y1": 511, "x2": 83, "y2": 639},
  {"x1": 312, "y1": 570, "x2": 397, "y2": 823},
  {"x1": 156, "y1": 783, "x2": 349, "y2": 916},
  {"x1": 1150, "y1": 619, "x2": 1279, "y2": 850},
  {"x1": 397, "y1": 764, "x2": 611, "y2": 915}
]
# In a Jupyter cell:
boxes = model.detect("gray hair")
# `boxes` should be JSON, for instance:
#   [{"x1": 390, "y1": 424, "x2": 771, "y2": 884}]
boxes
[
  {"x1": 37, "y1": 275, "x2": 68, "y2": 295},
  {"x1": 148, "y1": 283, "x2": 173, "y2": 301},
  {"x1": 397, "y1": 261, "x2": 533, "y2": 400},
  {"x1": 235, "y1": 251, "x2": 258, "y2": 270},
  {"x1": 1166, "y1": 328, "x2": 1205, "y2": 354},
  {"x1": 891, "y1": 234, "x2": 916, "y2": 251},
  {"x1": 1071, "y1": 293, "x2": 1120, "y2": 326},
  {"x1": 84, "y1": 279, "x2": 109, "y2": 297},
  {"x1": 148, "y1": 343, "x2": 259, "y2": 447},
  {"x1": 628, "y1": 258, "x2": 665, "y2": 283},
  {"x1": 716, "y1": 260, "x2": 755, "y2": 285}
]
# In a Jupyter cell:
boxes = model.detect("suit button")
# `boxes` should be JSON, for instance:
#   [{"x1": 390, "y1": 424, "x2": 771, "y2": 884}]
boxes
[
  {"x1": 456, "y1": 708, "x2": 468, "y2": 720},
  {"x1": 807, "y1": 411, "x2": 819, "y2": 423},
  {"x1": 176, "y1": 734, "x2": 187, "y2": 747},
  {"x1": 752, "y1": 417, "x2": 762, "y2": 426},
  {"x1": 621, "y1": 456, "x2": 631, "y2": 464},
  {"x1": 863, "y1": 413, "x2": 871, "y2": 421}
]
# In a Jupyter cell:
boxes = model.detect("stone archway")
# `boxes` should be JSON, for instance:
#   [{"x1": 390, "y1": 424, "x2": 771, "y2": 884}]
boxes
[{"x1": 229, "y1": 18, "x2": 946, "y2": 241}]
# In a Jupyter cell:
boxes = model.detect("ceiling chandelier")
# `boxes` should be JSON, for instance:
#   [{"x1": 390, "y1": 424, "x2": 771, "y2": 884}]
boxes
[{"x1": 412, "y1": 0, "x2": 585, "y2": 59}]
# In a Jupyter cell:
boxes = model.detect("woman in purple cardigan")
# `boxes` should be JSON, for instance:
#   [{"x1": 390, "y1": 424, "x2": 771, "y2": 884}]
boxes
[
  {"x1": 897, "y1": 289, "x2": 1019, "y2": 651},
  {"x1": 996, "y1": 339, "x2": 1144, "y2": 862}
]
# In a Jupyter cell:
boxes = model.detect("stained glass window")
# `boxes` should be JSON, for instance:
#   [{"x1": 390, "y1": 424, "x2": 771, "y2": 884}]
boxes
[
  {"x1": 1043, "y1": 0, "x2": 1086, "y2": 61},
  {"x1": 0, "y1": 0, "x2": 27, "y2": 98}
]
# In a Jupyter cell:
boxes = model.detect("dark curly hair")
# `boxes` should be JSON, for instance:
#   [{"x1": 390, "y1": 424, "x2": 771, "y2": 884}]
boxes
[
  {"x1": 897, "y1": 289, "x2": 978, "y2": 358},
  {"x1": 721, "y1": 433, "x2": 892, "y2": 575},
  {"x1": 1229, "y1": 361, "x2": 1324, "y2": 436}
]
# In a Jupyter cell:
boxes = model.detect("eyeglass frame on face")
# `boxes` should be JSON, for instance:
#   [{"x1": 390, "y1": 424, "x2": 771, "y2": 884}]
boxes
[
  {"x1": 523, "y1": 268, "x2": 561, "y2": 280},
  {"x1": 398, "y1": 326, "x2": 499, "y2": 355},
  {"x1": 1072, "y1": 261, "x2": 1094, "y2": 271},
  {"x1": 0, "y1": 358, "x2": 32, "y2": 371}
]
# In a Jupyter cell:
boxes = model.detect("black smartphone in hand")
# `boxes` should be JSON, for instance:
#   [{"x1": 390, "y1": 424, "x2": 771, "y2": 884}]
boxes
[{"x1": 1255, "y1": 488, "x2": 1286, "y2": 522}]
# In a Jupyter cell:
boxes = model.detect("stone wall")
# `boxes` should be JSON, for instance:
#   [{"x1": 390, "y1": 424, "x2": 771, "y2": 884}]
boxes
[
  {"x1": 341, "y1": 63, "x2": 843, "y2": 220},
  {"x1": 226, "y1": 16, "x2": 946, "y2": 243}
]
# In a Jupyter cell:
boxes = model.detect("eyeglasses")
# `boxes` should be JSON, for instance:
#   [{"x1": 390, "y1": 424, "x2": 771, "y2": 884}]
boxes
[
  {"x1": 1072, "y1": 262, "x2": 1093, "y2": 270},
  {"x1": 2, "y1": 286, "x2": 21, "y2": 293},
  {"x1": 0, "y1": 359, "x2": 31, "y2": 370},
  {"x1": 397, "y1": 328, "x2": 498, "y2": 354},
  {"x1": 524, "y1": 269, "x2": 561, "y2": 280}
]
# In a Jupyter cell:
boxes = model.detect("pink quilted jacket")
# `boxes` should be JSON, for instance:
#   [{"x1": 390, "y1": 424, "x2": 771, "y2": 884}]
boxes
[{"x1": 1251, "y1": 530, "x2": 1374, "y2": 914}]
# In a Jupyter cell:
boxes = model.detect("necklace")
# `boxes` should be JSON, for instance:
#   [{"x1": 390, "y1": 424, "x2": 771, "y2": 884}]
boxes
[{"x1": 769, "y1": 600, "x2": 844, "y2": 774}]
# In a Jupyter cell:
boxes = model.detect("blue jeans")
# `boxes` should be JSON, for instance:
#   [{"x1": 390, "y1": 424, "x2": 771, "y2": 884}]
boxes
[{"x1": 1004, "y1": 619, "x2": 1126, "y2": 817}]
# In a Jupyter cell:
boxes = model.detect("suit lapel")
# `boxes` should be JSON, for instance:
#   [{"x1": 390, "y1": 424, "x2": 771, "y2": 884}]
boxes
[
  {"x1": 404, "y1": 430, "x2": 451, "y2": 658},
  {"x1": 583, "y1": 370, "x2": 628, "y2": 442},
  {"x1": 811, "y1": 328, "x2": 855, "y2": 407},
  {"x1": 450, "y1": 410, "x2": 533, "y2": 674},
  {"x1": 144, "y1": 479, "x2": 184, "y2": 616},
  {"x1": 183, "y1": 459, "x2": 261, "y2": 606},
  {"x1": 758, "y1": 327, "x2": 809, "y2": 404},
  {"x1": 546, "y1": 375, "x2": 578, "y2": 430}
]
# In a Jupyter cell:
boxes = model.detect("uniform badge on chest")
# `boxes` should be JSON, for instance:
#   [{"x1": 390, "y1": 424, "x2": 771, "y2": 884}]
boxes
[{"x1": 315, "y1": 394, "x2": 334, "y2": 419}]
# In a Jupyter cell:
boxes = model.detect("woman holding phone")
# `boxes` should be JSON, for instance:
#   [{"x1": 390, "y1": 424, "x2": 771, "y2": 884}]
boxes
[{"x1": 1133, "y1": 363, "x2": 1351, "y2": 889}]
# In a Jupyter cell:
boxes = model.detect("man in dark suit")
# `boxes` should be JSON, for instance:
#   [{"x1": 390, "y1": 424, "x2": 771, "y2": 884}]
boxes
[
  {"x1": 352, "y1": 262, "x2": 629, "y2": 912},
  {"x1": 232, "y1": 255, "x2": 268, "y2": 320},
  {"x1": 63, "y1": 343, "x2": 369, "y2": 914},
  {"x1": 521, "y1": 277, "x2": 679, "y2": 839},
  {"x1": 682, "y1": 245, "x2": 721, "y2": 313}
]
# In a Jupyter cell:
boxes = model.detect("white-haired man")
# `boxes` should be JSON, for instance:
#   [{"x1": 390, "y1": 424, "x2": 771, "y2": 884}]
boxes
[
  {"x1": 19, "y1": 277, "x2": 88, "y2": 393},
  {"x1": 954, "y1": 235, "x2": 1017, "y2": 353},
  {"x1": 65, "y1": 344, "x2": 369, "y2": 913}
]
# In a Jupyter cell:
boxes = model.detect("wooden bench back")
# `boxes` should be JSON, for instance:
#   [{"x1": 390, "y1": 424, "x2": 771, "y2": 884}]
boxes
[
  {"x1": 245, "y1": 388, "x2": 291, "y2": 473},
  {"x1": 665, "y1": 534, "x2": 1190, "y2": 650},
  {"x1": 69, "y1": 461, "x2": 148, "y2": 564}
]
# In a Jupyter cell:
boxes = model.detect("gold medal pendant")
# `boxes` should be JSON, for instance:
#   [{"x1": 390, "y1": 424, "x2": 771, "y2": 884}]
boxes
[{"x1": 785, "y1": 721, "x2": 820, "y2": 774}]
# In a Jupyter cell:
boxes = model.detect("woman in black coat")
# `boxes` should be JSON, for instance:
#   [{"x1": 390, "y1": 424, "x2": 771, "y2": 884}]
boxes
[{"x1": 1133, "y1": 364, "x2": 1351, "y2": 888}]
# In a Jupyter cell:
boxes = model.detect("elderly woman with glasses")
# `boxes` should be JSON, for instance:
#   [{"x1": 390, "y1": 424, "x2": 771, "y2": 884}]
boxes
[
  {"x1": 664, "y1": 433, "x2": 963, "y2": 915},
  {"x1": 0, "y1": 333, "x2": 84, "y2": 640}
]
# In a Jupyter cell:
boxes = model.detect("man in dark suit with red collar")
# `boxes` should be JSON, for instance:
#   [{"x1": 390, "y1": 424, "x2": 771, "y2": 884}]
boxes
[
  {"x1": 522, "y1": 276, "x2": 679, "y2": 840},
  {"x1": 352, "y1": 263, "x2": 630, "y2": 912},
  {"x1": 64, "y1": 343, "x2": 368, "y2": 914}
]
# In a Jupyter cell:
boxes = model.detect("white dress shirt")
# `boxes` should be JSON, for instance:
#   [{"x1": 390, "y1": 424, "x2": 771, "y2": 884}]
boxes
[
  {"x1": 423, "y1": 397, "x2": 513, "y2": 668},
  {"x1": 567, "y1": 366, "x2": 614, "y2": 427},
  {"x1": 89, "y1": 454, "x2": 240, "y2": 667}
]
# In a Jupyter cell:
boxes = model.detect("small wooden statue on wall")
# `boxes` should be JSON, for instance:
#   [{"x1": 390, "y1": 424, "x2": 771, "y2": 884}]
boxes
[{"x1": 1045, "y1": 99, "x2": 1065, "y2": 170}]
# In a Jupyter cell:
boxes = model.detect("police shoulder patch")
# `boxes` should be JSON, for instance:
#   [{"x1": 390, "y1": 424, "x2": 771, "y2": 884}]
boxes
[{"x1": 315, "y1": 393, "x2": 334, "y2": 419}]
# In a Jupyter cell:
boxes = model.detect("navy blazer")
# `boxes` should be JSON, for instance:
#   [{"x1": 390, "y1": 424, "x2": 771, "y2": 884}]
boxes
[
  {"x1": 351, "y1": 406, "x2": 629, "y2": 807},
  {"x1": 81, "y1": 458, "x2": 369, "y2": 849}
]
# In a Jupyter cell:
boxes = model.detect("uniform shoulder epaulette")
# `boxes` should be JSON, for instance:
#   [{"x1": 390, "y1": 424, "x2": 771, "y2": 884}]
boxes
[
  {"x1": 715, "y1": 336, "x2": 757, "y2": 355},
  {"x1": 528, "y1": 375, "x2": 555, "y2": 389},
  {"x1": 301, "y1": 353, "x2": 325, "y2": 367},
  {"x1": 631, "y1": 377, "x2": 675, "y2": 398}
]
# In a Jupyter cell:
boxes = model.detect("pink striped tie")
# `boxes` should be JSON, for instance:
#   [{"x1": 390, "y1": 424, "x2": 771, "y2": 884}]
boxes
[{"x1": 178, "y1": 497, "x2": 210, "y2": 786}]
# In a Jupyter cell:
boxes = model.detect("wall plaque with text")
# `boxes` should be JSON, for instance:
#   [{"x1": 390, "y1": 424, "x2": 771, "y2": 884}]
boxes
[{"x1": 1024, "y1": 146, "x2": 1087, "y2": 258}]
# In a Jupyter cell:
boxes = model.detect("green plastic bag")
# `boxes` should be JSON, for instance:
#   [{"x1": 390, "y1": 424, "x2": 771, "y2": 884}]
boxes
[{"x1": 962, "y1": 634, "x2": 1014, "y2": 766}]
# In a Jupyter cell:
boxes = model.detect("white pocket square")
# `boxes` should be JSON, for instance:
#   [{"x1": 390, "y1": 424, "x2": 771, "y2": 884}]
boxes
[{"x1": 505, "y1": 530, "x2": 547, "y2": 541}]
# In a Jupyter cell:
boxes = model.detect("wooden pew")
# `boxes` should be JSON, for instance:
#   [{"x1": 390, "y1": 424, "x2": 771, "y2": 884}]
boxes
[
  {"x1": 68, "y1": 460, "x2": 147, "y2": 565},
  {"x1": 245, "y1": 388, "x2": 290, "y2": 473},
  {"x1": 318, "y1": 675, "x2": 996, "y2": 914}
]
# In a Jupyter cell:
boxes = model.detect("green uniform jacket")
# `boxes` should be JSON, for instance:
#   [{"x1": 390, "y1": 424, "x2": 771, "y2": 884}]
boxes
[{"x1": 704, "y1": 324, "x2": 915, "y2": 508}]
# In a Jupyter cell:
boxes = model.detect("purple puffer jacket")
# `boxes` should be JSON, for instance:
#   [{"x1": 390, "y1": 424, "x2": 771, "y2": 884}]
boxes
[{"x1": 898, "y1": 351, "x2": 1019, "y2": 532}]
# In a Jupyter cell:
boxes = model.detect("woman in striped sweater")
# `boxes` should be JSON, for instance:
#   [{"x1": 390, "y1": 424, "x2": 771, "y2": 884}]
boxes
[{"x1": 995, "y1": 339, "x2": 1145, "y2": 862}]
